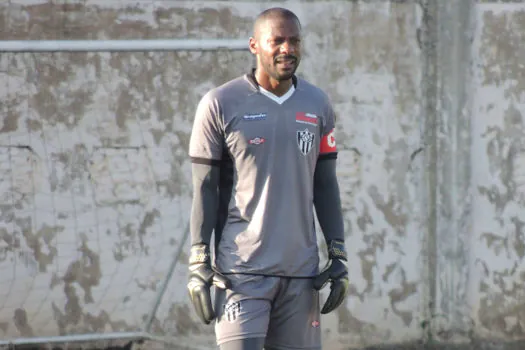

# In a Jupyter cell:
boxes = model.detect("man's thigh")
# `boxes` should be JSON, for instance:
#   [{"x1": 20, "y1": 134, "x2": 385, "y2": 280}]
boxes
[
  {"x1": 265, "y1": 278, "x2": 322, "y2": 350},
  {"x1": 219, "y1": 337, "x2": 266, "y2": 350},
  {"x1": 214, "y1": 274, "x2": 280, "y2": 346}
]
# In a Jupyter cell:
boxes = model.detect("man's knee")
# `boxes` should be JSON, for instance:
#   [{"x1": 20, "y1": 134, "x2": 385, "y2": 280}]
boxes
[{"x1": 219, "y1": 337, "x2": 266, "y2": 350}]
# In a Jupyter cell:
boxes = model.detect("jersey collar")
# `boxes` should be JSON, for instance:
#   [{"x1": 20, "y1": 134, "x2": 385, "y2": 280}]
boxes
[{"x1": 259, "y1": 84, "x2": 295, "y2": 105}]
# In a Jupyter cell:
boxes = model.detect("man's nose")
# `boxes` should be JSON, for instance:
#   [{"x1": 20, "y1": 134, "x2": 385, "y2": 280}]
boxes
[{"x1": 279, "y1": 41, "x2": 294, "y2": 54}]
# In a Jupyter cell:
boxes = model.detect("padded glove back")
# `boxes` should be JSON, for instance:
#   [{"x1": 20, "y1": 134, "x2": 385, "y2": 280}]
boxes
[
  {"x1": 313, "y1": 240, "x2": 349, "y2": 314},
  {"x1": 187, "y1": 244, "x2": 231, "y2": 324}
]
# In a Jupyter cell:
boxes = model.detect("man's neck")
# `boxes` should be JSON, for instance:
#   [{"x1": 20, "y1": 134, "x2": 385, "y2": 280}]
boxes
[{"x1": 254, "y1": 70, "x2": 293, "y2": 97}]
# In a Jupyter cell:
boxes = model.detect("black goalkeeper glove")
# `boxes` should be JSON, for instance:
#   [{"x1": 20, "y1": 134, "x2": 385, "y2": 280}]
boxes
[
  {"x1": 313, "y1": 239, "x2": 349, "y2": 314},
  {"x1": 187, "y1": 244, "x2": 231, "y2": 324}
]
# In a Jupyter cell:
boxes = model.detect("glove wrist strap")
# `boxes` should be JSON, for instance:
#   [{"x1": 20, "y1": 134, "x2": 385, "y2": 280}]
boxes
[
  {"x1": 328, "y1": 239, "x2": 347, "y2": 261},
  {"x1": 189, "y1": 244, "x2": 210, "y2": 265}
]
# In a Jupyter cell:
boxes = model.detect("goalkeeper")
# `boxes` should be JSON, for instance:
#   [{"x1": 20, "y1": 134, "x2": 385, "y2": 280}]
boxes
[{"x1": 187, "y1": 7, "x2": 349, "y2": 350}]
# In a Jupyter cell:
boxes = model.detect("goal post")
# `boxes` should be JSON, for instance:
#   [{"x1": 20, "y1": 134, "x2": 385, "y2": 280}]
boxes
[
  {"x1": 0, "y1": 39, "x2": 248, "y2": 52},
  {"x1": 0, "y1": 38, "x2": 249, "y2": 349}
]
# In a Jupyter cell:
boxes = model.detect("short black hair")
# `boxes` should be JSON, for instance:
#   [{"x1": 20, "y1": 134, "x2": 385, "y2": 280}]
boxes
[{"x1": 253, "y1": 7, "x2": 301, "y2": 37}]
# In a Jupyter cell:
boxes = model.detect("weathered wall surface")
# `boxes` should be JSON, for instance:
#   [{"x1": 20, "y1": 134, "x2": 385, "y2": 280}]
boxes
[
  {"x1": 0, "y1": 0, "x2": 524, "y2": 349},
  {"x1": 421, "y1": 0, "x2": 525, "y2": 346},
  {"x1": 468, "y1": 1, "x2": 525, "y2": 342}
]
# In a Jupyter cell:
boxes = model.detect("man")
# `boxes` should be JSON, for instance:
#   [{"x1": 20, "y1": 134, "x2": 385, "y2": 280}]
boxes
[{"x1": 187, "y1": 7, "x2": 349, "y2": 350}]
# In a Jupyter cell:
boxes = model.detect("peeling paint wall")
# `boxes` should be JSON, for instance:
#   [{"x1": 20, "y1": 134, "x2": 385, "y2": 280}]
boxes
[
  {"x1": 469, "y1": 1, "x2": 525, "y2": 342},
  {"x1": 420, "y1": 0, "x2": 525, "y2": 346},
  {"x1": 0, "y1": 0, "x2": 524, "y2": 349},
  {"x1": 0, "y1": 1, "x2": 256, "y2": 346}
]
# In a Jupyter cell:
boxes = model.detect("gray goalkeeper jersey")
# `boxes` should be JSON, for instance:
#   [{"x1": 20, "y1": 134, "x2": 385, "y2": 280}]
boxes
[{"x1": 189, "y1": 72, "x2": 338, "y2": 277}]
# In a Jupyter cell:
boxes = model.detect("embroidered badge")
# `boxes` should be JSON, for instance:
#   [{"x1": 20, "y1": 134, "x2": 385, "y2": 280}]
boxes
[{"x1": 297, "y1": 129, "x2": 315, "y2": 155}]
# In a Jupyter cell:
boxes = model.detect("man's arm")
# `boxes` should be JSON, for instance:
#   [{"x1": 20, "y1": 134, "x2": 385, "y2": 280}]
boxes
[
  {"x1": 187, "y1": 91, "x2": 230, "y2": 324},
  {"x1": 313, "y1": 157, "x2": 349, "y2": 314},
  {"x1": 313, "y1": 158, "x2": 345, "y2": 245},
  {"x1": 190, "y1": 162, "x2": 220, "y2": 246},
  {"x1": 188, "y1": 90, "x2": 224, "y2": 246}
]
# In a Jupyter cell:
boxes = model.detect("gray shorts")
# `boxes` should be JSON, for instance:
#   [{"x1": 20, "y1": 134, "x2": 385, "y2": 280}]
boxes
[{"x1": 214, "y1": 274, "x2": 321, "y2": 349}]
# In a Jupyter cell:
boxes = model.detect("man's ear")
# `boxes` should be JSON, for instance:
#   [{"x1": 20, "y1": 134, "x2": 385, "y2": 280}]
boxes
[{"x1": 249, "y1": 37, "x2": 257, "y2": 55}]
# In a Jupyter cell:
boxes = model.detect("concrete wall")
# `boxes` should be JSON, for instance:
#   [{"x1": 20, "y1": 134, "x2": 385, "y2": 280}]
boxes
[
  {"x1": 469, "y1": 0, "x2": 525, "y2": 342},
  {"x1": 0, "y1": 0, "x2": 524, "y2": 349}
]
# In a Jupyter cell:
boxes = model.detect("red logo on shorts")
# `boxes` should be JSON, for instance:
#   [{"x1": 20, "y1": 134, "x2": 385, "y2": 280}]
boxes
[{"x1": 311, "y1": 320, "x2": 320, "y2": 328}]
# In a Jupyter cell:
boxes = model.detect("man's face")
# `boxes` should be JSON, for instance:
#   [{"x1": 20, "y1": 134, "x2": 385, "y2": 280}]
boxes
[{"x1": 251, "y1": 17, "x2": 302, "y2": 82}]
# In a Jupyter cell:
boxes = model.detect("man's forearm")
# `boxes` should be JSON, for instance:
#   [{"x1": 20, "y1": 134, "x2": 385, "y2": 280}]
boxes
[
  {"x1": 190, "y1": 163, "x2": 220, "y2": 246},
  {"x1": 313, "y1": 159, "x2": 345, "y2": 244}
]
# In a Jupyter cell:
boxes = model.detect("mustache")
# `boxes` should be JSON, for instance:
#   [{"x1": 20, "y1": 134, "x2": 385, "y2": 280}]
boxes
[{"x1": 274, "y1": 55, "x2": 297, "y2": 63}]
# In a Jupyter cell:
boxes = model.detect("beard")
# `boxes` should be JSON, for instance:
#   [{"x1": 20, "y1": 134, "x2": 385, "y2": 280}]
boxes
[{"x1": 261, "y1": 55, "x2": 299, "y2": 81}]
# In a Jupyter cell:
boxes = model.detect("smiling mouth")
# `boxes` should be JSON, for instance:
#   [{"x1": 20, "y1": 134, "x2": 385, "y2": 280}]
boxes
[
  {"x1": 275, "y1": 56, "x2": 297, "y2": 65},
  {"x1": 275, "y1": 58, "x2": 297, "y2": 68}
]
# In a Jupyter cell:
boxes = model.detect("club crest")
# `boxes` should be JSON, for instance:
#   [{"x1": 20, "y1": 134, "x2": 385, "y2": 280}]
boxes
[
  {"x1": 297, "y1": 129, "x2": 315, "y2": 155},
  {"x1": 224, "y1": 301, "x2": 241, "y2": 323}
]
